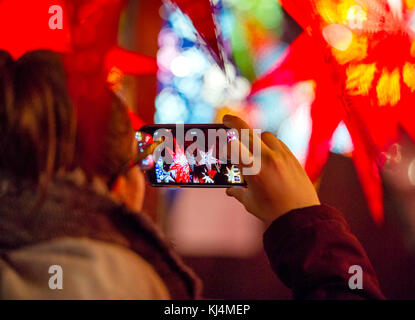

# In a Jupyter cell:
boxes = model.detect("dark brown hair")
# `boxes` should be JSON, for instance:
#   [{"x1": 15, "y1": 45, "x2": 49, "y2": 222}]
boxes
[
  {"x1": 0, "y1": 50, "x2": 76, "y2": 184},
  {"x1": 89, "y1": 94, "x2": 135, "y2": 185}
]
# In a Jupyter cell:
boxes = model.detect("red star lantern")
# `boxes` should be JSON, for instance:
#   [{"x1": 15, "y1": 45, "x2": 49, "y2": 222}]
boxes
[
  {"x1": 63, "y1": 0, "x2": 158, "y2": 96},
  {"x1": 252, "y1": 0, "x2": 415, "y2": 224},
  {"x1": 0, "y1": 0, "x2": 157, "y2": 76},
  {"x1": 0, "y1": 0, "x2": 71, "y2": 58},
  {"x1": 168, "y1": 143, "x2": 192, "y2": 183},
  {"x1": 63, "y1": 0, "x2": 155, "y2": 172}
]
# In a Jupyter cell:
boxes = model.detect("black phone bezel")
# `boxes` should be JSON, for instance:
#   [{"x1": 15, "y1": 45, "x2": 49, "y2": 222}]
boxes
[{"x1": 139, "y1": 124, "x2": 247, "y2": 188}]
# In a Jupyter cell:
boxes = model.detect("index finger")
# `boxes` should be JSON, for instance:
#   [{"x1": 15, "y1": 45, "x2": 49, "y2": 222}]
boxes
[{"x1": 223, "y1": 114, "x2": 270, "y2": 155}]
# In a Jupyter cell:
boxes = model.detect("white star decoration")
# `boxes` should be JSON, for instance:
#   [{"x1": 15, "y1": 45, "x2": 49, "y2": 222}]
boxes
[
  {"x1": 156, "y1": 158, "x2": 175, "y2": 183},
  {"x1": 225, "y1": 165, "x2": 242, "y2": 184},
  {"x1": 198, "y1": 146, "x2": 218, "y2": 171},
  {"x1": 202, "y1": 172, "x2": 214, "y2": 184},
  {"x1": 186, "y1": 151, "x2": 197, "y2": 168},
  {"x1": 162, "y1": 172, "x2": 175, "y2": 183}
]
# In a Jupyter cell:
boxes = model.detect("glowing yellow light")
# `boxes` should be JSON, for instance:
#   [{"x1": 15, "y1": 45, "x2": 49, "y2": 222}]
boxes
[
  {"x1": 410, "y1": 42, "x2": 415, "y2": 57},
  {"x1": 317, "y1": 0, "x2": 368, "y2": 64},
  {"x1": 406, "y1": 0, "x2": 415, "y2": 10},
  {"x1": 107, "y1": 66, "x2": 124, "y2": 92},
  {"x1": 347, "y1": 5, "x2": 367, "y2": 29},
  {"x1": 346, "y1": 63, "x2": 377, "y2": 95},
  {"x1": 403, "y1": 63, "x2": 415, "y2": 92},
  {"x1": 317, "y1": 0, "x2": 339, "y2": 24},
  {"x1": 332, "y1": 36, "x2": 368, "y2": 64},
  {"x1": 376, "y1": 68, "x2": 401, "y2": 106},
  {"x1": 317, "y1": 0, "x2": 366, "y2": 25}
]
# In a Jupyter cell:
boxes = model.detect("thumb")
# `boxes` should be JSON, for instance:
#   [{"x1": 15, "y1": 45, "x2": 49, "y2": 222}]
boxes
[{"x1": 226, "y1": 187, "x2": 247, "y2": 203}]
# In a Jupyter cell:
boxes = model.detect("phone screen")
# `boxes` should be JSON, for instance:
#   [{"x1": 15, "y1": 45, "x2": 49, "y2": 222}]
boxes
[{"x1": 139, "y1": 124, "x2": 246, "y2": 187}]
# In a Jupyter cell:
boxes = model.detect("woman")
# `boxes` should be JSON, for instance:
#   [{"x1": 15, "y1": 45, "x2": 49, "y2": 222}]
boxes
[
  {"x1": 0, "y1": 50, "x2": 199, "y2": 299},
  {"x1": 0, "y1": 50, "x2": 384, "y2": 299}
]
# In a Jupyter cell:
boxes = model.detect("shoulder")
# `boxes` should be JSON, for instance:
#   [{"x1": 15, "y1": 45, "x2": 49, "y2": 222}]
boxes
[{"x1": 0, "y1": 237, "x2": 171, "y2": 299}]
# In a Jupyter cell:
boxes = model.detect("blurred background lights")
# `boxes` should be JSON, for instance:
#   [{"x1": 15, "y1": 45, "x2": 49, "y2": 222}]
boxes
[
  {"x1": 155, "y1": 88, "x2": 189, "y2": 123},
  {"x1": 408, "y1": 159, "x2": 415, "y2": 186},
  {"x1": 170, "y1": 55, "x2": 193, "y2": 77},
  {"x1": 409, "y1": 10, "x2": 415, "y2": 32},
  {"x1": 278, "y1": 103, "x2": 312, "y2": 163},
  {"x1": 323, "y1": 24, "x2": 353, "y2": 51},
  {"x1": 347, "y1": 5, "x2": 367, "y2": 29},
  {"x1": 330, "y1": 122, "x2": 354, "y2": 154},
  {"x1": 388, "y1": 0, "x2": 403, "y2": 19},
  {"x1": 171, "y1": 48, "x2": 209, "y2": 78},
  {"x1": 174, "y1": 77, "x2": 202, "y2": 99},
  {"x1": 156, "y1": 0, "x2": 354, "y2": 159},
  {"x1": 169, "y1": 9, "x2": 198, "y2": 41}
]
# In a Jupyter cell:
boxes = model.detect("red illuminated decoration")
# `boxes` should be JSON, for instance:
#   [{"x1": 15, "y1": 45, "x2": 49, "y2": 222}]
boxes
[
  {"x1": 207, "y1": 169, "x2": 217, "y2": 180},
  {"x1": 58, "y1": 0, "x2": 157, "y2": 173},
  {"x1": 0, "y1": 0, "x2": 157, "y2": 76},
  {"x1": 105, "y1": 46, "x2": 158, "y2": 76},
  {"x1": 0, "y1": 0, "x2": 157, "y2": 143},
  {"x1": 128, "y1": 109, "x2": 145, "y2": 131},
  {"x1": 63, "y1": 0, "x2": 157, "y2": 94},
  {"x1": 168, "y1": 143, "x2": 192, "y2": 183},
  {"x1": 202, "y1": 168, "x2": 217, "y2": 183},
  {"x1": 251, "y1": 0, "x2": 415, "y2": 223},
  {"x1": 0, "y1": 0, "x2": 71, "y2": 58},
  {"x1": 168, "y1": 0, "x2": 226, "y2": 70}
]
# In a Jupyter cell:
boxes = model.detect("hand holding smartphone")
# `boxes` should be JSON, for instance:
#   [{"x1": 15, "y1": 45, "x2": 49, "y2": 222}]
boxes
[{"x1": 138, "y1": 124, "x2": 246, "y2": 188}]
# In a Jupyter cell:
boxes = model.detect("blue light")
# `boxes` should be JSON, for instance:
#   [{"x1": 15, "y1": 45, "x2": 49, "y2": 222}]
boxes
[
  {"x1": 169, "y1": 10, "x2": 197, "y2": 41},
  {"x1": 190, "y1": 102, "x2": 215, "y2": 123},
  {"x1": 155, "y1": 88, "x2": 189, "y2": 123},
  {"x1": 330, "y1": 122, "x2": 354, "y2": 154}
]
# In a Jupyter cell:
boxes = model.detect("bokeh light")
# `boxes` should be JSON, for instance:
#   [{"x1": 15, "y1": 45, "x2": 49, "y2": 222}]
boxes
[{"x1": 156, "y1": 0, "x2": 354, "y2": 161}]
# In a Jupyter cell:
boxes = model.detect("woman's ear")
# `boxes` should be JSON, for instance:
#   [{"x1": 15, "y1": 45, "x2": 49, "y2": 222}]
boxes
[
  {"x1": 110, "y1": 175, "x2": 128, "y2": 204},
  {"x1": 108, "y1": 167, "x2": 145, "y2": 212}
]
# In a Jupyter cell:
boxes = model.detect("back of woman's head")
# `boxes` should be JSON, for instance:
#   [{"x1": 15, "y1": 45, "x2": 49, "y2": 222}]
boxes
[
  {"x1": 85, "y1": 93, "x2": 135, "y2": 185},
  {"x1": 0, "y1": 50, "x2": 75, "y2": 184}
]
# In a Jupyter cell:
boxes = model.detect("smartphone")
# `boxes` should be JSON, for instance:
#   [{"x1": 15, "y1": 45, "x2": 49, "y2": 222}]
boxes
[{"x1": 139, "y1": 124, "x2": 246, "y2": 188}]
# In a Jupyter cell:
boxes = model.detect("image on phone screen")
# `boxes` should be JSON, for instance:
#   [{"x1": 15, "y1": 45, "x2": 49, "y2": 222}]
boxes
[{"x1": 139, "y1": 124, "x2": 247, "y2": 188}]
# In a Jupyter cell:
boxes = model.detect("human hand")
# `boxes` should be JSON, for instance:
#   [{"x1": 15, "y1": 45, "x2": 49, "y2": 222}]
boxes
[{"x1": 223, "y1": 115, "x2": 320, "y2": 224}]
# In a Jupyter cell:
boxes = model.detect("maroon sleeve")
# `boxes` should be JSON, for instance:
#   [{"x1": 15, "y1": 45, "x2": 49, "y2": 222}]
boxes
[{"x1": 263, "y1": 204, "x2": 385, "y2": 300}]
